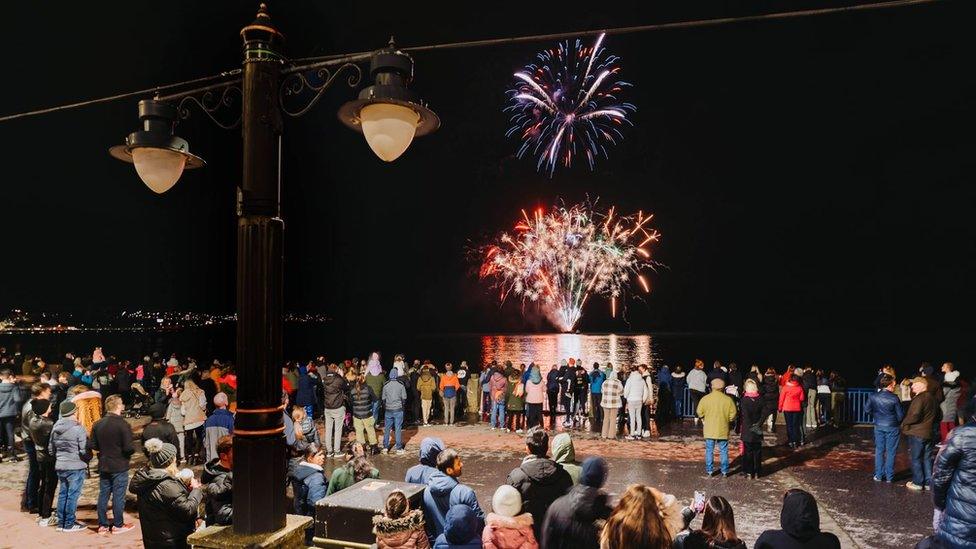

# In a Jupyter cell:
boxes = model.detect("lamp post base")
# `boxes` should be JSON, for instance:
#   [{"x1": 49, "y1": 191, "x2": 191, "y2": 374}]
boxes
[{"x1": 187, "y1": 515, "x2": 312, "y2": 549}]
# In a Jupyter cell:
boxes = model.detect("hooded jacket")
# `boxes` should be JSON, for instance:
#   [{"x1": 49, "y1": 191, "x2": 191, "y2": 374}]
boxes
[
  {"x1": 422, "y1": 471, "x2": 485, "y2": 540},
  {"x1": 506, "y1": 456, "x2": 573, "y2": 540},
  {"x1": 762, "y1": 375, "x2": 780, "y2": 410},
  {"x1": 29, "y1": 414, "x2": 55, "y2": 463},
  {"x1": 623, "y1": 371, "x2": 647, "y2": 405},
  {"x1": 48, "y1": 416, "x2": 92, "y2": 471},
  {"x1": 322, "y1": 371, "x2": 347, "y2": 410},
  {"x1": 754, "y1": 491, "x2": 841, "y2": 549},
  {"x1": 933, "y1": 423, "x2": 976, "y2": 547},
  {"x1": 505, "y1": 376, "x2": 526, "y2": 411},
  {"x1": 588, "y1": 369, "x2": 605, "y2": 394},
  {"x1": 418, "y1": 372, "x2": 437, "y2": 400},
  {"x1": 674, "y1": 531, "x2": 747, "y2": 549},
  {"x1": 490, "y1": 372, "x2": 508, "y2": 403},
  {"x1": 551, "y1": 434, "x2": 581, "y2": 484},
  {"x1": 290, "y1": 462, "x2": 328, "y2": 516},
  {"x1": 546, "y1": 369, "x2": 561, "y2": 393},
  {"x1": 142, "y1": 419, "x2": 180, "y2": 455},
  {"x1": 778, "y1": 380, "x2": 806, "y2": 413},
  {"x1": 201, "y1": 459, "x2": 233, "y2": 526},
  {"x1": 482, "y1": 512, "x2": 538, "y2": 549},
  {"x1": 129, "y1": 468, "x2": 203, "y2": 549},
  {"x1": 540, "y1": 484, "x2": 612, "y2": 549},
  {"x1": 383, "y1": 377, "x2": 408, "y2": 411},
  {"x1": 524, "y1": 373, "x2": 545, "y2": 405},
  {"x1": 351, "y1": 384, "x2": 377, "y2": 419},
  {"x1": 433, "y1": 504, "x2": 481, "y2": 549},
  {"x1": 0, "y1": 382, "x2": 23, "y2": 418},
  {"x1": 405, "y1": 437, "x2": 444, "y2": 485},
  {"x1": 374, "y1": 508, "x2": 431, "y2": 549}
]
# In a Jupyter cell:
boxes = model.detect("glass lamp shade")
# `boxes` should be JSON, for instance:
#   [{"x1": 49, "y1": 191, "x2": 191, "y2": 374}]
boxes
[
  {"x1": 360, "y1": 103, "x2": 420, "y2": 162},
  {"x1": 131, "y1": 147, "x2": 187, "y2": 194}
]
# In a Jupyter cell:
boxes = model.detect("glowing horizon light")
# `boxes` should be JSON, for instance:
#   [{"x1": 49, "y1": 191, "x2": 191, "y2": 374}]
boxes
[
  {"x1": 504, "y1": 33, "x2": 635, "y2": 176},
  {"x1": 478, "y1": 200, "x2": 660, "y2": 332}
]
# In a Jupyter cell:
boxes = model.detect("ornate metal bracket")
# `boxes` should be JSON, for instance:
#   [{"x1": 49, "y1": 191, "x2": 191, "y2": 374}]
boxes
[
  {"x1": 279, "y1": 63, "x2": 363, "y2": 118},
  {"x1": 175, "y1": 83, "x2": 244, "y2": 130}
]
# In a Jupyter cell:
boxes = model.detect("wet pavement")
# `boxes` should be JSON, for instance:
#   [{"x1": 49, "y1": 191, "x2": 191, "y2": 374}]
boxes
[{"x1": 0, "y1": 414, "x2": 934, "y2": 548}]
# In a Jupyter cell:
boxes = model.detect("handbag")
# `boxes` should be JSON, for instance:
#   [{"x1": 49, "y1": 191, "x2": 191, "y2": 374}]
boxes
[{"x1": 748, "y1": 421, "x2": 764, "y2": 437}]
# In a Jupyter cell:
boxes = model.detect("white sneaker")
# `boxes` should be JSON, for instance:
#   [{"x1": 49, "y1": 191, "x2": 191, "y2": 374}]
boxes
[
  {"x1": 515, "y1": 429, "x2": 523, "y2": 434},
  {"x1": 381, "y1": 448, "x2": 388, "y2": 454},
  {"x1": 490, "y1": 427, "x2": 496, "y2": 431},
  {"x1": 58, "y1": 523, "x2": 87, "y2": 533},
  {"x1": 395, "y1": 449, "x2": 406, "y2": 455},
  {"x1": 38, "y1": 517, "x2": 57, "y2": 527},
  {"x1": 642, "y1": 430, "x2": 651, "y2": 437}
]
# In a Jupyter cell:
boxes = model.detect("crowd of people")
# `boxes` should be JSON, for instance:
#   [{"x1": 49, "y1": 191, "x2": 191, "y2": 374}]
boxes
[{"x1": 0, "y1": 346, "x2": 973, "y2": 548}]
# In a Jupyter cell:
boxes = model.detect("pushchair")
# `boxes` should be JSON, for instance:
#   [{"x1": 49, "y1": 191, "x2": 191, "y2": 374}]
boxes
[{"x1": 124, "y1": 382, "x2": 154, "y2": 418}]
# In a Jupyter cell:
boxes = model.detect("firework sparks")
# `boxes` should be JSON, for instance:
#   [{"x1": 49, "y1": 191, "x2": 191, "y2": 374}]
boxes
[
  {"x1": 505, "y1": 33, "x2": 635, "y2": 176},
  {"x1": 478, "y1": 201, "x2": 660, "y2": 331}
]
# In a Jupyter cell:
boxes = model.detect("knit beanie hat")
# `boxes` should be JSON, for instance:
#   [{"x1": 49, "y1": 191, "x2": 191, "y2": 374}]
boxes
[
  {"x1": 492, "y1": 484, "x2": 522, "y2": 517},
  {"x1": 145, "y1": 438, "x2": 178, "y2": 468},
  {"x1": 149, "y1": 402, "x2": 168, "y2": 419},
  {"x1": 59, "y1": 400, "x2": 77, "y2": 417},
  {"x1": 580, "y1": 456, "x2": 609, "y2": 488},
  {"x1": 388, "y1": 369, "x2": 399, "y2": 380},
  {"x1": 32, "y1": 399, "x2": 51, "y2": 416}
]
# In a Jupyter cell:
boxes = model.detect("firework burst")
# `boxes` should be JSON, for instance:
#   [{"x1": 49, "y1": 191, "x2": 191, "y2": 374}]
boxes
[
  {"x1": 505, "y1": 33, "x2": 635, "y2": 176},
  {"x1": 479, "y1": 201, "x2": 660, "y2": 331}
]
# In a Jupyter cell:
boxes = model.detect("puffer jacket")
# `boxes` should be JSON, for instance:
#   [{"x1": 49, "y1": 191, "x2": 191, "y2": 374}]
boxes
[
  {"x1": 941, "y1": 379, "x2": 961, "y2": 423},
  {"x1": 687, "y1": 369, "x2": 708, "y2": 394},
  {"x1": 129, "y1": 468, "x2": 203, "y2": 549},
  {"x1": 433, "y1": 504, "x2": 481, "y2": 548},
  {"x1": 761, "y1": 376, "x2": 780, "y2": 412},
  {"x1": 622, "y1": 371, "x2": 647, "y2": 404},
  {"x1": 296, "y1": 365, "x2": 316, "y2": 407},
  {"x1": 933, "y1": 424, "x2": 976, "y2": 548},
  {"x1": 322, "y1": 371, "x2": 347, "y2": 410},
  {"x1": 405, "y1": 437, "x2": 445, "y2": 485},
  {"x1": 422, "y1": 471, "x2": 485, "y2": 539},
  {"x1": 48, "y1": 416, "x2": 91, "y2": 471},
  {"x1": 29, "y1": 414, "x2": 55, "y2": 463},
  {"x1": 290, "y1": 462, "x2": 327, "y2": 516},
  {"x1": 482, "y1": 512, "x2": 538, "y2": 549},
  {"x1": 201, "y1": 459, "x2": 233, "y2": 526},
  {"x1": 506, "y1": 456, "x2": 573, "y2": 540},
  {"x1": 551, "y1": 433, "x2": 581, "y2": 484},
  {"x1": 0, "y1": 382, "x2": 23, "y2": 418},
  {"x1": 866, "y1": 389, "x2": 904, "y2": 428},
  {"x1": 373, "y1": 509, "x2": 431, "y2": 549},
  {"x1": 351, "y1": 384, "x2": 376, "y2": 419},
  {"x1": 540, "y1": 484, "x2": 612, "y2": 549},
  {"x1": 778, "y1": 381, "x2": 805, "y2": 413}
]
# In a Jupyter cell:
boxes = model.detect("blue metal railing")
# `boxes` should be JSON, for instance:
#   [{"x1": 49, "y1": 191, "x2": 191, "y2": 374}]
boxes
[{"x1": 672, "y1": 386, "x2": 876, "y2": 425}]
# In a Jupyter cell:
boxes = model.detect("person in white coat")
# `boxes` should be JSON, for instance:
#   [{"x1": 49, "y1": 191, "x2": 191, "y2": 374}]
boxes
[
  {"x1": 687, "y1": 360, "x2": 709, "y2": 426},
  {"x1": 623, "y1": 369, "x2": 648, "y2": 440}
]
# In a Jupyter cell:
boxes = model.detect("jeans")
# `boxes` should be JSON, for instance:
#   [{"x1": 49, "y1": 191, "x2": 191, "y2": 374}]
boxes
[
  {"x1": 383, "y1": 410, "x2": 404, "y2": 450},
  {"x1": 0, "y1": 416, "x2": 16, "y2": 457},
  {"x1": 705, "y1": 438, "x2": 729, "y2": 475},
  {"x1": 303, "y1": 404, "x2": 314, "y2": 419},
  {"x1": 490, "y1": 402, "x2": 506, "y2": 429},
  {"x1": 37, "y1": 460, "x2": 58, "y2": 519},
  {"x1": 323, "y1": 407, "x2": 345, "y2": 454},
  {"x1": 443, "y1": 397, "x2": 456, "y2": 424},
  {"x1": 674, "y1": 394, "x2": 684, "y2": 418},
  {"x1": 371, "y1": 400, "x2": 381, "y2": 426},
  {"x1": 526, "y1": 403, "x2": 543, "y2": 429},
  {"x1": 627, "y1": 404, "x2": 643, "y2": 437},
  {"x1": 873, "y1": 426, "x2": 900, "y2": 481},
  {"x1": 353, "y1": 416, "x2": 377, "y2": 445},
  {"x1": 23, "y1": 440, "x2": 38, "y2": 511},
  {"x1": 56, "y1": 469, "x2": 86, "y2": 528},
  {"x1": 785, "y1": 411, "x2": 803, "y2": 445},
  {"x1": 908, "y1": 435, "x2": 934, "y2": 486},
  {"x1": 592, "y1": 395, "x2": 603, "y2": 431},
  {"x1": 97, "y1": 470, "x2": 129, "y2": 527}
]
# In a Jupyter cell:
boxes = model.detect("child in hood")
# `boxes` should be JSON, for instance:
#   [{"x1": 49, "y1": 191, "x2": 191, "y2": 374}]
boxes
[
  {"x1": 434, "y1": 504, "x2": 482, "y2": 549},
  {"x1": 482, "y1": 485, "x2": 539, "y2": 549},
  {"x1": 374, "y1": 490, "x2": 430, "y2": 549}
]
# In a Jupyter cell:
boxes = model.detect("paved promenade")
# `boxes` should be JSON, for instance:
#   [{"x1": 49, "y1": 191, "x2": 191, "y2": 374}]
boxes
[{"x1": 0, "y1": 416, "x2": 933, "y2": 548}]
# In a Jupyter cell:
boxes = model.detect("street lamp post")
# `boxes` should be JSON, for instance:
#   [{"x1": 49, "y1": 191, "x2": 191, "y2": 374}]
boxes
[{"x1": 109, "y1": 3, "x2": 438, "y2": 537}]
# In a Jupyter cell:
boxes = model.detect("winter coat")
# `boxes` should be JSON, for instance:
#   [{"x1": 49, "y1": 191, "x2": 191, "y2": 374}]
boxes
[
  {"x1": 29, "y1": 414, "x2": 55, "y2": 463},
  {"x1": 902, "y1": 391, "x2": 939, "y2": 439},
  {"x1": 541, "y1": 484, "x2": 611, "y2": 549},
  {"x1": 290, "y1": 462, "x2": 327, "y2": 516},
  {"x1": 688, "y1": 369, "x2": 708, "y2": 393},
  {"x1": 600, "y1": 377, "x2": 623, "y2": 409},
  {"x1": 383, "y1": 379, "x2": 408, "y2": 411},
  {"x1": 491, "y1": 372, "x2": 508, "y2": 403},
  {"x1": 326, "y1": 461, "x2": 379, "y2": 496},
  {"x1": 933, "y1": 423, "x2": 976, "y2": 547},
  {"x1": 740, "y1": 395, "x2": 764, "y2": 444},
  {"x1": 866, "y1": 390, "x2": 905, "y2": 428},
  {"x1": 551, "y1": 434, "x2": 581, "y2": 484},
  {"x1": 622, "y1": 372, "x2": 647, "y2": 405},
  {"x1": 589, "y1": 370, "x2": 606, "y2": 394},
  {"x1": 433, "y1": 504, "x2": 482, "y2": 549},
  {"x1": 49, "y1": 416, "x2": 92, "y2": 471},
  {"x1": 179, "y1": 384, "x2": 207, "y2": 426},
  {"x1": 201, "y1": 459, "x2": 233, "y2": 526},
  {"x1": 418, "y1": 374, "x2": 437, "y2": 400},
  {"x1": 142, "y1": 419, "x2": 180, "y2": 456},
  {"x1": 506, "y1": 377, "x2": 526, "y2": 411},
  {"x1": 405, "y1": 437, "x2": 445, "y2": 485},
  {"x1": 482, "y1": 512, "x2": 538, "y2": 549},
  {"x1": 366, "y1": 372, "x2": 387, "y2": 401},
  {"x1": 0, "y1": 382, "x2": 23, "y2": 418},
  {"x1": 422, "y1": 471, "x2": 486, "y2": 540},
  {"x1": 89, "y1": 413, "x2": 135, "y2": 473},
  {"x1": 762, "y1": 376, "x2": 780, "y2": 411},
  {"x1": 696, "y1": 391, "x2": 737, "y2": 440},
  {"x1": 674, "y1": 531, "x2": 747, "y2": 549},
  {"x1": 374, "y1": 509, "x2": 431, "y2": 549},
  {"x1": 351, "y1": 384, "x2": 377, "y2": 419},
  {"x1": 129, "y1": 468, "x2": 203, "y2": 549},
  {"x1": 657, "y1": 367, "x2": 673, "y2": 391},
  {"x1": 706, "y1": 368, "x2": 729, "y2": 388},
  {"x1": 297, "y1": 366, "x2": 317, "y2": 407},
  {"x1": 754, "y1": 490, "x2": 840, "y2": 549},
  {"x1": 525, "y1": 377, "x2": 545, "y2": 405},
  {"x1": 778, "y1": 381, "x2": 806, "y2": 413},
  {"x1": 506, "y1": 456, "x2": 573, "y2": 540},
  {"x1": 671, "y1": 371, "x2": 687, "y2": 396},
  {"x1": 440, "y1": 373, "x2": 461, "y2": 399},
  {"x1": 166, "y1": 400, "x2": 185, "y2": 433},
  {"x1": 322, "y1": 371, "x2": 347, "y2": 410},
  {"x1": 941, "y1": 382, "x2": 961, "y2": 423}
]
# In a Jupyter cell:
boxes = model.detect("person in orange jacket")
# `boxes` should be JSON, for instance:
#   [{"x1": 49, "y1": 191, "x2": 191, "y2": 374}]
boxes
[
  {"x1": 778, "y1": 373, "x2": 806, "y2": 448},
  {"x1": 439, "y1": 364, "x2": 462, "y2": 425}
]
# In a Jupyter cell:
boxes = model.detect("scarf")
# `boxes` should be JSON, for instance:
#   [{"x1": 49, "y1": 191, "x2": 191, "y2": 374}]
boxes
[{"x1": 366, "y1": 352, "x2": 382, "y2": 376}]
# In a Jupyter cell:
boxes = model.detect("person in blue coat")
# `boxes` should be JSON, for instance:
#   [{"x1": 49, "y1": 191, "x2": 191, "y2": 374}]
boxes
[
  {"x1": 422, "y1": 448, "x2": 485, "y2": 541},
  {"x1": 865, "y1": 374, "x2": 905, "y2": 482},
  {"x1": 433, "y1": 504, "x2": 482, "y2": 549},
  {"x1": 296, "y1": 363, "x2": 317, "y2": 418},
  {"x1": 405, "y1": 437, "x2": 444, "y2": 485},
  {"x1": 290, "y1": 443, "x2": 328, "y2": 544},
  {"x1": 931, "y1": 400, "x2": 976, "y2": 548}
]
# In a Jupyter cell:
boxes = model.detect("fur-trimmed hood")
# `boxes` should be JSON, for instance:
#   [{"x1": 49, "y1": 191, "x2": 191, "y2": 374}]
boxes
[{"x1": 373, "y1": 508, "x2": 426, "y2": 535}]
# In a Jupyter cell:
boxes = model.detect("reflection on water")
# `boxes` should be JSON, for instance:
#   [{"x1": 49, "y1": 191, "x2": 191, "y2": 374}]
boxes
[{"x1": 480, "y1": 333, "x2": 656, "y2": 368}]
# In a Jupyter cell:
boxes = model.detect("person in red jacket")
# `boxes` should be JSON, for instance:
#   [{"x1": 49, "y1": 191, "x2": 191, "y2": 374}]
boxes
[{"x1": 778, "y1": 374, "x2": 806, "y2": 448}]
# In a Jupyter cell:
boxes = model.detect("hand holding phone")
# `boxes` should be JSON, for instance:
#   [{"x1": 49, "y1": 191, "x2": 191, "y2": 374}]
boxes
[{"x1": 693, "y1": 490, "x2": 706, "y2": 513}]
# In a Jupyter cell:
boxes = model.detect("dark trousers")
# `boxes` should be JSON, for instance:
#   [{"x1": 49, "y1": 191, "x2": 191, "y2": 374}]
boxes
[
  {"x1": 785, "y1": 411, "x2": 803, "y2": 445},
  {"x1": 0, "y1": 416, "x2": 16, "y2": 457},
  {"x1": 97, "y1": 470, "x2": 129, "y2": 528},
  {"x1": 547, "y1": 391, "x2": 559, "y2": 424},
  {"x1": 37, "y1": 460, "x2": 58, "y2": 519},
  {"x1": 185, "y1": 425, "x2": 204, "y2": 462},
  {"x1": 591, "y1": 394, "x2": 603, "y2": 432},
  {"x1": 508, "y1": 410, "x2": 525, "y2": 431},
  {"x1": 525, "y1": 403, "x2": 543, "y2": 429},
  {"x1": 818, "y1": 394, "x2": 832, "y2": 424},
  {"x1": 908, "y1": 435, "x2": 934, "y2": 486},
  {"x1": 690, "y1": 390, "x2": 705, "y2": 419},
  {"x1": 23, "y1": 440, "x2": 38, "y2": 511},
  {"x1": 742, "y1": 440, "x2": 763, "y2": 477},
  {"x1": 576, "y1": 391, "x2": 588, "y2": 416}
]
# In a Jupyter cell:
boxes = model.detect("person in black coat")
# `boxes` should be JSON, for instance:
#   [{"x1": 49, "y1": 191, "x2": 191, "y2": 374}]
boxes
[
  {"x1": 142, "y1": 403, "x2": 180, "y2": 458},
  {"x1": 706, "y1": 363, "x2": 729, "y2": 389},
  {"x1": 130, "y1": 439, "x2": 203, "y2": 549},
  {"x1": 505, "y1": 427, "x2": 573, "y2": 540},
  {"x1": 761, "y1": 370, "x2": 780, "y2": 431},
  {"x1": 541, "y1": 456, "x2": 612, "y2": 549},
  {"x1": 546, "y1": 363, "x2": 564, "y2": 428},
  {"x1": 754, "y1": 489, "x2": 840, "y2": 549},
  {"x1": 931, "y1": 401, "x2": 976, "y2": 548},
  {"x1": 201, "y1": 435, "x2": 233, "y2": 526},
  {"x1": 739, "y1": 380, "x2": 764, "y2": 479}
]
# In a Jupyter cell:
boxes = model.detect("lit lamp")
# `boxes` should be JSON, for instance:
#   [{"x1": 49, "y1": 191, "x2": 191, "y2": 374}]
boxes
[
  {"x1": 109, "y1": 99, "x2": 205, "y2": 193},
  {"x1": 339, "y1": 40, "x2": 439, "y2": 161}
]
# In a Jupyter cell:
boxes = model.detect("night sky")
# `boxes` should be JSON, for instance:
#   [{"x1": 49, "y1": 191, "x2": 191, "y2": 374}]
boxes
[{"x1": 1, "y1": 0, "x2": 973, "y2": 336}]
